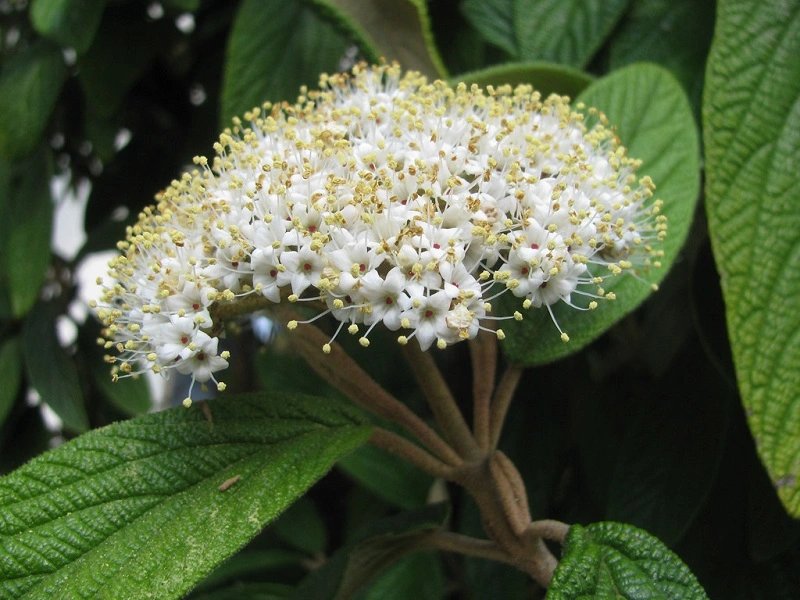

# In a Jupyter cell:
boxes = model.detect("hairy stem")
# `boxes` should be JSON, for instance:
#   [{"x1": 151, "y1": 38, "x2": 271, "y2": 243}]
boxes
[
  {"x1": 469, "y1": 328, "x2": 497, "y2": 450},
  {"x1": 276, "y1": 306, "x2": 462, "y2": 466},
  {"x1": 421, "y1": 530, "x2": 515, "y2": 565},
  {"x1": 401, "y1": 343, "x2": 481, "y2": 460},
  {"x1": 488, "y1": 363, "x2": 524, "y2": 449},
  {"x1": 369, "y1": 427, "x2": 458, "y2": 480}
]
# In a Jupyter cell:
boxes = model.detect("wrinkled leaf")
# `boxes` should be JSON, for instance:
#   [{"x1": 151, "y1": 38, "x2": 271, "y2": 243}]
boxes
[
  {"x1": 453, "y1": 61, "x2": 593, "y2": 99},
  {"x1": 703, "y1": 0, "x2": 800, "y2": 515},
  {"x1": 0, "y1": 41, "x2": 67, "y2": 159},
  {"x1": 513, "y1": 0, "x2": 628, "y2": 67},
  {"x1": 504, "y1": 63, "x2": 700, "y2": 365},
  {"x1": 0, "y1": 337, "x2": 22, "y2": 426},
  {"x1": 547, "y1": 522, "x2": 709, "y2": 599},
  {"x1": 0, "y1": 393, "x2": 370, "y2": 599},
  {"x1": 221, "y1": 0, "x2": 350, "y2": 124},
  {"x1": 30, "y1": 0, "x2": 107, "y2": 54},
  {"x1": 294, "y1": 503, "x2": 449, "y2": 600},
  {"x1": 315, "y1": 0, "x2": 447, "y2": 78},
  {"x1": 22, "y1": 301, "x2": 89, "y2": 433}
]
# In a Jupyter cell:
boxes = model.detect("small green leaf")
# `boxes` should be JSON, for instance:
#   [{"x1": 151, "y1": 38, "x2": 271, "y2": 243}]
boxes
[
  {"x1": 0, "y1": 393, "x2": 370, "y2": 600},
  {"x1": 91, "y1": 363, "x2": 152, "y2": 417},
  {"x1": 192, "y1": 548, "x2": 306, "y2": 594},
  {"x1": 294, "y1": 503, "x2": 449, "y2": 600},
  {"x1": 0, "y1": 41, "x2": 67, "y2": 159},
  {"x1": 220, "y1": 0, "x2": 350, "y2": 125},
  {"x1": 504, "y1": 63, "x2": 701, "y2": 365},
  {"x1": 315, "y1": 0, "x2": 447, "y2": 78},
  {"x1": 30, "y1": 0, "x2": 107, "y2": 55},
  {"x1": 703, "y1": 0, "x2": 800, "y2": 516},
  {"x1": 547, "y1": 522, "x2": 709, "y2": 599},
  {"x1": 5, "y1": 155, "x2": 53, "y2": 318},
  {"x1": 452, "y1": 62, "x2": 594, "y2": 99},
  {"x1": 360, "y1": 552, "x2": 444, "y2": 600},
  {"x1": 460, "y1": 0, "x2": 517, "y2": 56},
  {"x1": 0, "y1": 337, "x2": 23, "y2": 426},
  {"x1": 22, "y1": 301, "x2": 89, "y2": 433},
  {"x1": 338, "y1": 442, "x2": 433, "y2": 509},
  {"x1": 272, "y1": 496, "x2": 328, "y2": 555},
  {"x1": 513, "y1": 0, "x2": 628, "y2": 67},
  {"x1": 77, "y1": 9, "x2": 163, "y2": 119}
]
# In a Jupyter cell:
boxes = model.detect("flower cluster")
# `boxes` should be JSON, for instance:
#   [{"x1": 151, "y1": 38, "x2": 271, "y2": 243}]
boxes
[{"x1": 97, "y1": 63, "x2": 665, "y2": 400}]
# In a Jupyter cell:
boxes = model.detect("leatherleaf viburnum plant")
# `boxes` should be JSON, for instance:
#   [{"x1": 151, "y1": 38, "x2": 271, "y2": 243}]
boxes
[{"x1": 1, "y1": 1, "x2": 798, "y2": 599}]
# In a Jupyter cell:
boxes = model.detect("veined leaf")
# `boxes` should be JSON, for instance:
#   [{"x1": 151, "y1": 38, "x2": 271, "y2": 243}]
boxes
[
  {"x1": 220, "y1": 0, "x2": 350, "y2": 125},
  {"x1": 461, "y1": 0, "x2": 516, "y2": 56},
  {"x1": 703, "y1": 0, "x2": 800, "y2": 516},
  {"x1": 547, "y1": 522, "x2": 709, "y2": 599},
  {"x1": 513, "y1": 0, "x2": 628, "y2": 68},
  {"x1": 504, "y1": 63, "x2": 701, "y2": 365},
  {"x1": 0, "y1": 393, "x2": 370, "y2": 599}
]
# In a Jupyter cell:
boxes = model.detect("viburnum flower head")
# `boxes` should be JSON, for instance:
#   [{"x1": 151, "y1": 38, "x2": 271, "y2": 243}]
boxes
[{"x1": 96, "y1": 62, "x2": 666, "y2": 402}]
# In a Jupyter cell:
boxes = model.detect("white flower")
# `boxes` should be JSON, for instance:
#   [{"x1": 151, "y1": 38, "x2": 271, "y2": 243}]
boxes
[{"x1": 97, "y1": 63, "x2": 666, "y2": 399}]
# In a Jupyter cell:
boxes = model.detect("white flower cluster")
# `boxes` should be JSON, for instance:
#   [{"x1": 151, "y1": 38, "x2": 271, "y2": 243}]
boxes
[{"x1": 97, "y1": 63, "x2": 665, "y2": 399}]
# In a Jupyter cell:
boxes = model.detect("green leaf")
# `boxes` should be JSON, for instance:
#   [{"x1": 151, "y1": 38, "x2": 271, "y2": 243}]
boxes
[
  {"x1": 30, "y1": 0, "x2": 107, "y2": 55},
  {"x1": 5, "y1": 154, "x2": 53, "y2": 318},
  {"x1": 460, "y1": 0, "x2": 517, "y2": 56},
  {"x1": 452, "y1": 62, "x2": 594, "y2": 99},
  {"x1": 608, "y1": 0, "x2": 715, "y2": 119},
  {"x1": 163, "y1": 0, "x2": 200, "y2": 11},
  {"x1": 547, "y1": 522, "x2": 709, "y2": 599},
  {"x1": 338, "y1": 442, "x2": 433, "y2": 510},
  {"x1": 220, "y1": 0, "x2": 350, "y2": 125},
  {"x1": 359, "y1": 552, "x2": 444, "y2": 600},
  {"x1": 503, "y1": 63, "x2": 701, "y2": 365},
  {"x1": 0, "y1": 393, "x2": 370, "y2": 600},
  {"x1": 313, "y1": 0, "x2": 447, "y2": 78},
  {"x1": 191, "y1": 548, "x2": 306, "y2": 594},
  {"x1": 77, "y1": 9, "x2": 163, "y2": 119},
  {"x1": 272, "y1": 496, "x2": 328, "y2": 555},
  {"x1": 22, "y1": 301, "x2": 89, "y2": 433},
  {"x1": 703, "y1": 0, "x2": 800, "y2": 516},
  {"x1": 0, "y1": 337, "x2": 23, "y2": 426},
  {"x1": 513, "y1": 0, "x2": 629, "y2": 67},
  {"x1": 0, "y1": 42, "x2": 67, "y2": 159},
  {"x1": 294, "y1": 503, "x2": 449, "y2": 600}
]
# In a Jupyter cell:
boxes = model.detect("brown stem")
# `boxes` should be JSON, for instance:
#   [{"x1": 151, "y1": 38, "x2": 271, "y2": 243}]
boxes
[
  {"x1": 369, "y1": 427, "x2": 458, "y2": 481},
  {"x1": 421, "y1": 530, "x2": 515, "y2": 565},
  {"x1": 401, "y1": 343, "x2": 480, "y2": 460},
  {"x1": 469, "y1": 328, "x2": 498, "y2": 450},
  {"x1": 488, "y1": 363, "x2": 524, "y2": 449},
  {"x1": 527, "y1": 519, "x2": 570, "y2": 545},
  {"x1": 275, "y1": 306, "x2": 461, "y2": 466}
]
